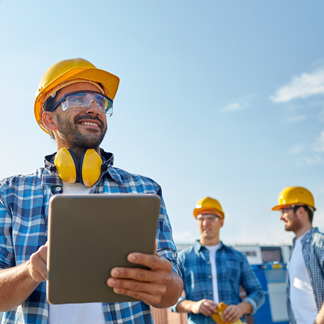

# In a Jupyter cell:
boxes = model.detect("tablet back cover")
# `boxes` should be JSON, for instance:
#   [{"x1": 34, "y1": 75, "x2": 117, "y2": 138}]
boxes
[{"x1": 47, "y1": 194, "x2": 160, "y2": 304}]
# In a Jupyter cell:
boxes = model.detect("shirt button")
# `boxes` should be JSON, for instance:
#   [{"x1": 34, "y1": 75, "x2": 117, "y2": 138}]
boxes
[
  {"x1": 207, "y1": 262, "x2": 210, "y2": 264},
  {"x1": 209, "y1": 292, "x2": 212, "y2": 295},
  {"x1": 209, "y1": 276, "x2": 211, "y2": 279}
]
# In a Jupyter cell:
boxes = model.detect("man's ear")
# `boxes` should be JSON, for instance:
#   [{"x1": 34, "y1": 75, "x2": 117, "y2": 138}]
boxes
[
  {"x1": 300, "y1": 207, "x2": 310, "y2": 222},
  {"x1": 42, "y1": 111, "x2": 57, "y2": 131},
  {"x1": 220, "y1": 218, "x2": 224, "y2": 228},
  {"x1": 295, "y1": 206, "x2": 307, "y2": 224}
]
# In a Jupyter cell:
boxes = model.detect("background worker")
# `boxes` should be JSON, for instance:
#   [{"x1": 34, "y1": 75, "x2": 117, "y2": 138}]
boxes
[
  {"x1": 171, "y1": 197, "x2": 264, "y2": 324},
  {"x1": 0, "y1": 58, "x2": 183, "y2": 323},
  {"x1": 272, "y1": 186, "x2": 324, "y2": 324}
]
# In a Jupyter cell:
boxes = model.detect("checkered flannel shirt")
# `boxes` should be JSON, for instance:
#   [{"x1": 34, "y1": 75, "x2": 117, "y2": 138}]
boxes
[
  {"x1": 0, "y1": 150, "x2": 179, "y2": 324},
  {"x1": 287, "y1": 227, "x2": 324, "y2": 324},
  {"x1": 171, "y1": 240, "x2": 264, "y2": 324}
]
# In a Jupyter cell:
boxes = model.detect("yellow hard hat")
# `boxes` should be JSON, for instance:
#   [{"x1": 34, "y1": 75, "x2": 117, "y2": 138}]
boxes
[
  {"x1": 193, "y1": 197, "x2": 225, "y2": 219},
  {"x1": 34, "y1": 58, "x2": 120, "y2": 133},
  {"x1": 272, "y1": 186, "x2": 316, "y2": 211}
]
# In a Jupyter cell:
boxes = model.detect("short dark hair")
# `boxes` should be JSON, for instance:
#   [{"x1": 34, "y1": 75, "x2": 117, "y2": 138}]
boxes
[
  {"x1": 42, "y1": 89, "x2": 62, "y2": 139},
  {"x1": 294, "y1": 205, "x2": 314, "y2": 223}
]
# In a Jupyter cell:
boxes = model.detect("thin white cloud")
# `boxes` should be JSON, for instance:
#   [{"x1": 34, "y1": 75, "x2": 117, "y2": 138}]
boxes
[
  {"x1": 288, "y1": 144, "x2": 305, "y2": 156},
  {"x1": 312, "y1": 131, "x2": 324, "y2": 152},
  {"x1": 287, "y1": 115, "x2": 306, "y2": 123},
  {"x1": 222, "y1": 102, "x2": 243, "y2": 112},
  {"x1": 270, "y1": 67, "x2": 324, "y2": 103},
  {"x1": 221, "y1": 94, "x2": 256, "y2": 113},
  {"x1": 305, "y1": 155, "x2": 324, "y2": 165},
  {"x1": 320, "y1": 109, "x2": 324, "y2": 122}
]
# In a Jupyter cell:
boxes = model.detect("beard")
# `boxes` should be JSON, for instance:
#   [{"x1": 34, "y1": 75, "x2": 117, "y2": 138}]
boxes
[
  {"x1": 56, "y1": 114, "x2": 107, "y2": 150},
  {"x1": 284, "y1": 214, "x2": 302, "y2": 232}
]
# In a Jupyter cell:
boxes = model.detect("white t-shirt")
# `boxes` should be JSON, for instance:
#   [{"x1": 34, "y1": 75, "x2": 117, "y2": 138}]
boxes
[
  {"x1": 289, "y1": 232, "x2": 318, "y2": 324},
  {"x1": 49, "y1": 181, "x2": 105, "y2": 324},
  {"x1": 205, "y1": 243, "x2": 221, "y2": 304}
]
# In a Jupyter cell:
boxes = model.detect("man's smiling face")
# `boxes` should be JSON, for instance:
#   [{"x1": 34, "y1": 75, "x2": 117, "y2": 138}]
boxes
[{"x1": 52, "y1": 82, "x2": 108, "y2": 150}]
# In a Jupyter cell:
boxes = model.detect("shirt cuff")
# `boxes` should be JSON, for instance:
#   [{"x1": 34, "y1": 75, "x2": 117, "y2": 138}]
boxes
[
  {"x1": 170, "y1": 296, "x2": 185, "y2": 312},
  {"x1": 242, "y1": 297, "x2": 257, "y2": 315}
]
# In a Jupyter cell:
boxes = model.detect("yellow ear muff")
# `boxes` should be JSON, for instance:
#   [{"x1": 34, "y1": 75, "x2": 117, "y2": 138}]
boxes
[
  {"x1": 81, "y1": 149, "x2": 102, "y2": 187},
  {"x1": 54, "y1": 148, "x2": 77, "y2": 183}
]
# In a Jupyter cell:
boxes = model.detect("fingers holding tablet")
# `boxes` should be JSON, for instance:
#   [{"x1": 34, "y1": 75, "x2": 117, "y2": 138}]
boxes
[
  {"x1": 107, "y1": 252, "x2": 172, "y2": 305},
  {"x1": 28, "y1": 243, "x2": 48, "y2": 282}
]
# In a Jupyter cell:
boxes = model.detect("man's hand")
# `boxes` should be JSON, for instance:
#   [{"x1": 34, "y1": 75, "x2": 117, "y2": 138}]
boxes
[
  {"x1": 190, "y1": 299, "x2": 218, "y2": 317},
  {"x1": 0, "y1": 243, "x2": 48, "y2": 312},
  {"x1": 314, "y1": 301, "x2": 324, "y2": 324},
  {"x1": 28, "y1": 243, "x2": 48, "y2": 282},
  {"x1": 107, "y1": 245, "x2": 174, "y2": 306},
  {"x1": 221, "y1": 304, "x2": 245, "y2": 323}
]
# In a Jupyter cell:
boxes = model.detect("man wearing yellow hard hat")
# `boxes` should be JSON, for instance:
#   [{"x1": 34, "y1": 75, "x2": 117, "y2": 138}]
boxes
[
  {"x1": 0, "y1": 58, "x2": 182, "y2": 323},
  {"x1": 171, "y1": 197, "x2": 264, "y2": 324},
  {"x1": 272, "y1": 186, "x2": 324, "y2": 324}
]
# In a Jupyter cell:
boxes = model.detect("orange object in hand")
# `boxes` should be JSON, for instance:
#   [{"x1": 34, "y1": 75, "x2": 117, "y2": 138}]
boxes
[{"x1": 211, "y1": 302, "x2": 244, "y2": 324}]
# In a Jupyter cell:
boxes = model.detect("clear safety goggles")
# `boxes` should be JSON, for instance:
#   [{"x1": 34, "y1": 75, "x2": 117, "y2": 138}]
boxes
[
  {"x1": 197, "y1": 215, "x2": 222, "y2": 222},
  {"x1": 280, "y1": 205, "x2": 313, "y2": 214},
  {"x1": 49, "y1": 91, "x2": 113, "y2": 116}
]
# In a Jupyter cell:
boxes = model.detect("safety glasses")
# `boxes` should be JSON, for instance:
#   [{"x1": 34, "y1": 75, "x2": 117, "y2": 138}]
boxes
[
  {"x1": 197, "y1": 215, "x2": 222, "y2": 222},
  {"x1": 280, "y1": 205, "x2": 306, "y2": 214},
  {"x1": 49, "y1": 91, "x2": 113, "y2": 116},
  {"x1": 280, "y1": 207, "x2": 294, "y2": 214}
]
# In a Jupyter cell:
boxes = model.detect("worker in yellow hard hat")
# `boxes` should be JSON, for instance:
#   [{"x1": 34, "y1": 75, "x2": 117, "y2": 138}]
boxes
[
  {"x1": 272, "y1": 186, "x2": 324, "y2": 324},
  {"x1": 171, "y1": 197, "x2": 264, "y2": 324},
  {"x1": 0, "y1": 58, "x2": 183, "y2": 323}
]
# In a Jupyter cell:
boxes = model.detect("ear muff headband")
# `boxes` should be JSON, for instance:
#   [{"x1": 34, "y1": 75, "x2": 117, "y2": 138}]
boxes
[{"x1": 54, "y1": 148, "x2": 102, "y2": 187}]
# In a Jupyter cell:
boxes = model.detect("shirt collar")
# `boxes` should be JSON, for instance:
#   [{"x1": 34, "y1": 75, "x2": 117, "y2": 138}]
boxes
[
  {"x1": 292, "y1": 227, "x2": 319, "y2": 245},
  {"x1": 99, "y1": 149, "x2": 122, "y2": 184},
  {"x1": 301, "y1": 227, "x2": 319, "y2": 243},
  {"x1": 193, "y1": 239, "x2": 223, "y2": 253}
]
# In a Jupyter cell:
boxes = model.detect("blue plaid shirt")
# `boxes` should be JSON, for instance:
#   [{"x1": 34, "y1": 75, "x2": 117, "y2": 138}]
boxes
[
  {"x1": 287, "y1": 227, "x2": 324, "y2": 324},
  {"x1": 171, "y1": 240, "x2": 264, "y2": 324},
  {"x1": 0, "y1": 150, "x2": 179, "y2": 324}
]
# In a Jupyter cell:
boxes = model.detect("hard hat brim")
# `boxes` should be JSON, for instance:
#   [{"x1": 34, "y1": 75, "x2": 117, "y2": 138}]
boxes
[
  {"x1": 271, "y1": 205, "x2": 285, "y2": 211},
  {"x1": 272, "y1": 203, "x2": 316, "y2": 211}
]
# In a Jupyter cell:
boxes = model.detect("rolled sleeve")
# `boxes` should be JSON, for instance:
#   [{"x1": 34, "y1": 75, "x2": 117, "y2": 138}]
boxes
[
  {"x1": 156, "y1": 195, "x2": 181, "y2": 276},
  {"x1": 240, "y1": 255, "x2": 265, "y2": 315},
  {"x1": 170, "y1": 295, "x2": 185, "y2": 312},
  {"x1": 0, "y1": 198, "x2": 15, "y2": 269}
]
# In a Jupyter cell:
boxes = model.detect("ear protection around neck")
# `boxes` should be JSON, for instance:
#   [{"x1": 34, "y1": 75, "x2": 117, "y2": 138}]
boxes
[{"x1": 54, "y1": 148, "x2": 103, "y2": 187}]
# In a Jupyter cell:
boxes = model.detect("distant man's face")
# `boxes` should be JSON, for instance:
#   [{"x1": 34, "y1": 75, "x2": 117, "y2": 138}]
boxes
[
  {"x1": 197, "y1": 211, "x2": 223, "y2": 241},
  {"x1": 279, "y1": 207, "x2": 302, "y2": 232}
]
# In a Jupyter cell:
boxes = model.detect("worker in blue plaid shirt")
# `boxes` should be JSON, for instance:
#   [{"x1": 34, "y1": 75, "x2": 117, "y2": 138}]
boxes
[
  {"x1": 171, "y1": 197, "x2": 264, "y2": 324},
  {"x1": 272, "y1": 186, "x2": 324, "y2": 324},
  {"x1": 0, "y1": 58, "x2": 183, "y2": 324}
]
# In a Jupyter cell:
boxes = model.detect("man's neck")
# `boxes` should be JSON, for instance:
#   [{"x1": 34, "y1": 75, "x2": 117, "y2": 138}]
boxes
[
  {"x1": 294, "y1": 223, "x2": 313, "y2": 239},
  {"x1": 200, "y1": 238, "x2": 220, "y2": 246},
  {"x1": 57, "y1": 145, "x2": 101, "y2": 162}
]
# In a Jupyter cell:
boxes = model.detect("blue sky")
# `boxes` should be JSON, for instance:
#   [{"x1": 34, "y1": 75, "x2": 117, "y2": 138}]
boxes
[{"x1": 1, "y1": 1, "x2": 324, "y2": 246}]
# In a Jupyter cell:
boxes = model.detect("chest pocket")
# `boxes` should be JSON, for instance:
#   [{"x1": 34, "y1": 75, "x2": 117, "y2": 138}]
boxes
[{"x1": 218, "y1": 257, "x2": 241, "y2": 283}]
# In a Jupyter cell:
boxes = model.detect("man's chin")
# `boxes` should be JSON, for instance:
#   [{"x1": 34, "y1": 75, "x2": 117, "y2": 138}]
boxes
[
  {"x1": 75, "y1": 133, "x2": 105, "y2": 148},
  {"x1": 203, "y1": 233, "x2": 213, "y2": 239},
  {"x1": 284, "y1": 225, "x2": 293, "y2": 232}
]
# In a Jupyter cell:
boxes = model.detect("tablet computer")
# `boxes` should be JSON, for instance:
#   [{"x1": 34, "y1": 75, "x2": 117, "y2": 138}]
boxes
[{"x1": 47, "y1": 194, "x2": 160, "y2": 304}]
